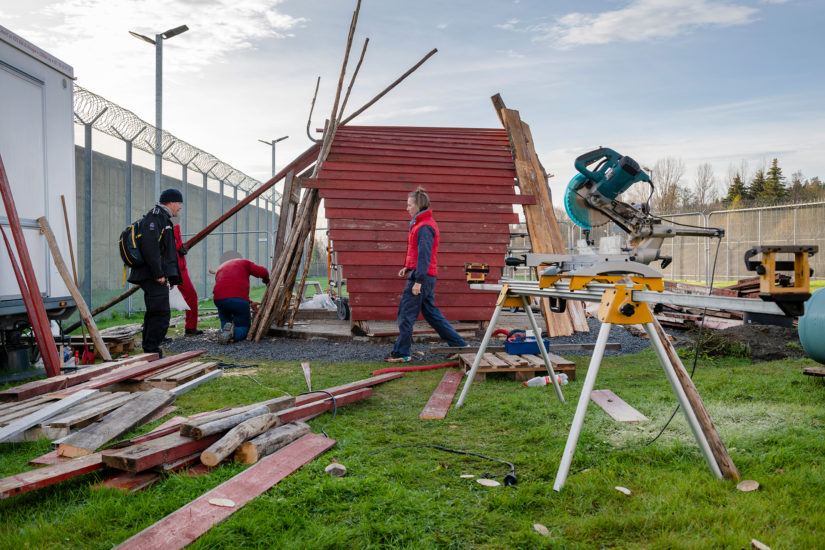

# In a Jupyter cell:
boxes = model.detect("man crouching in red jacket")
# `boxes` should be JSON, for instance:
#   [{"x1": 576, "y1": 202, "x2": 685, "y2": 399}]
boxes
[{"x1": 213, "y1": 251, "x2": 270, "y2": 344}]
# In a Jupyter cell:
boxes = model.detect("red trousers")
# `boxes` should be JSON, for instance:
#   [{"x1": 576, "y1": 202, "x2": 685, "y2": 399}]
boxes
[{"x1": 178, "y1": 268, "x2": 199, "y2": 330}]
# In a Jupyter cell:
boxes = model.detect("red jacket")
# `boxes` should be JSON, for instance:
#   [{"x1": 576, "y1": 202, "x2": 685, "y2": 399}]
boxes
[
  {"x1": 404, "y1": 209, "x2": 439, "y2": 277},
  {"x1": 213, "y1": 259, "x2": 270, "y2": 301},
  {"x1": 173, "y1": 225, "x2": 187, "y2": 272}
]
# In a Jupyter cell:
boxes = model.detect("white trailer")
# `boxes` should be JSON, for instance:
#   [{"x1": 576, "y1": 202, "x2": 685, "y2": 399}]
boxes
[{"x1": 0, "y1": 25, "x2": 77, "y2": 369}]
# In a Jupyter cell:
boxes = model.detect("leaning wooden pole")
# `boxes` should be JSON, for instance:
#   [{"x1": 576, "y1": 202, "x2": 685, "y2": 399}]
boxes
[
  {"x1": 38, "y1": 217, "x2": 112, "y2": 361},
  {"x1": 0, "y1": 155, "x2": 62, "y2": 377},
  {"x1": 651, "y1": 317, "x2": 739, "y2": 479}
]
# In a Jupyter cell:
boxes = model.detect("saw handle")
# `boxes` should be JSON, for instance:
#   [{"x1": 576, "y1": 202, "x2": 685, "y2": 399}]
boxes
[{"x1": 574, "y1": 147, "x2": 621, "y2": 181}]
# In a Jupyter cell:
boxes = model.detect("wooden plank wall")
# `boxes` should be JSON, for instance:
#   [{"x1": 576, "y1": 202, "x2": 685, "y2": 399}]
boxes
[{"x1": 307, "y1": 126, "x2": 523, "y2": 321}]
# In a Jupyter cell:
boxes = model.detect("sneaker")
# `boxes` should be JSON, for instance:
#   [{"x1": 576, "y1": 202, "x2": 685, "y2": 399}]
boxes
[
  {"x1": 218, "y1": 322, "x2": 234, "y2": 345},
  {"x1": 385, "y1": 351, "x2": 411, "y2": 363},
  {"x1": 185, "y1": 329, "x2": 204, "y2": 336},
  {"x1": 446, "y1": 353, "x2": 460, "y2": 361}
]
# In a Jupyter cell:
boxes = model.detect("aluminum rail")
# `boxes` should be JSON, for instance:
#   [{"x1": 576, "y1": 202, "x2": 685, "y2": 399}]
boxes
[{"x1": 474, "y1": 280, "x2": 786, "y2": 316}]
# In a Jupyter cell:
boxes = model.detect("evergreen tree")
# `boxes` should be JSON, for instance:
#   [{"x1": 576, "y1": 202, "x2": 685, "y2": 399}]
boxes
[
  {"x1": 749, "y1": 169, "x2": 767, "y2": 201},
  {"x1": 724, "y1": 173, "x2": 748, "y2": 204},
  {"x1": 762, "y1": 158, "x2": 788, "y2": 202}
]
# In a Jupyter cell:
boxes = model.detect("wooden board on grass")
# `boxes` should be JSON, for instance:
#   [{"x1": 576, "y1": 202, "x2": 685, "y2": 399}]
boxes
[
  {"x1": 590, "y1": 390, "x2": 648, "y2": 423},
  {"x1": 94, "y1": 470, "x2": 160, "y2": 493},
  {"x1": 420, "y1": 371, "x2": 464, "y2": 420},
  {"x1": 114, "y1": 434, "x2": 336, "y2": 550},
  {"x1": 101, "y1": 432, "x2": 223, "y2": 473},
  {"x1": 58, "y1": 388, "x2": 176, "y2": 457},
  {"x1": 0, "y1": 452, "x2": 104, "y2": 499},
  {"x1": 0, "y1": 389, "x2": 98, "y2": 443}
]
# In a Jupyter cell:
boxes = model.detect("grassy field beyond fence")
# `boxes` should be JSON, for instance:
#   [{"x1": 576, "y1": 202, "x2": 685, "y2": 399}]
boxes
[{"x1": 1, "y1": 346, "x2": 824, "y2": 548}]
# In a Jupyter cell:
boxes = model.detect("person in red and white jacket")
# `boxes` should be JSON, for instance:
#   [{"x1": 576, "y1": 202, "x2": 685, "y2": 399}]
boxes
[
  {"x1": 387, "y1": 187, "x2": 467, "y2": 362},
  {"x1": 172, "y1": 224, "x2": 201, "y2": 335},
  {"x1": 213, "y1": 251, "x2": 270, "y2": 344}
]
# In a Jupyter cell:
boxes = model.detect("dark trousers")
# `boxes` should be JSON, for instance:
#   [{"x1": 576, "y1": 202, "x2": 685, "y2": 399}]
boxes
[
  {"x1": 178, "y1": 268, "x2": 199, "y2": 330},
  {"x1": 215, "y1": 297, "x2": 251, "y2": 341},
  {"x1": 140, "y1": 280, "x2": 170, "y2": 352},
  {"x1": 392, "y1": 275, "x2": 467, "y2": 356}
]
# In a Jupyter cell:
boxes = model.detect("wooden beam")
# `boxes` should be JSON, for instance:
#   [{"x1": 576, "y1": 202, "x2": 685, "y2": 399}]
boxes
[
  {"x1": 101, "y1": 432, "x2": 223, "y2": 473},
  {"x1": 170, "y1": 370, "x2": 221, "y2": 396},
  {"x1": 113, "y1": 434, "x2": 336, "y2": 549},
  {"x1": 419, "y1": 371, "x2": 463, "y2": 420},
  {"x1": 38, "y1": 216, "x2": 112, "y2": 361},
  {"x1": 58, "y1": 388, "x2": 176, "y2": 457},
  {"x1": 234, "y1": 421, "x2": 311, "y2": 464},
  {"x1": 0, "y1": 452, "x2": 104, "y2": 499},
  {"x1": 279, "y1": 388, "x2": 372, "y2": 423}
]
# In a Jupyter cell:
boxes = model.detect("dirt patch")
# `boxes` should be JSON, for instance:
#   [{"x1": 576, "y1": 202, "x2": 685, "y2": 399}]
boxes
[{"x1": 673, "y1": 323, "x2": 804, "y2": 362}]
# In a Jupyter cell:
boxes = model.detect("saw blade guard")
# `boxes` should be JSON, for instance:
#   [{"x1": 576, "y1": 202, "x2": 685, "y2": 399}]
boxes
[{"x1": 564, "y1": 173, "x2": 596, "y2": 229}]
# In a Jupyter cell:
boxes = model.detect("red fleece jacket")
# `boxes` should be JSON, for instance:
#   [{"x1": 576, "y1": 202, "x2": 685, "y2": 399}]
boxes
[{"x1": 213, "y1": 259, "x2": 270, "y2": 301}]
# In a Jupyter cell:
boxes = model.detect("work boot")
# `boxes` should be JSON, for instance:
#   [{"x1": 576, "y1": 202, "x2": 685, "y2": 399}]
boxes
[
  {"x1": 218, "y1": 322, "x2": 234, "y2": 345},
  {"x1": 185, "y1": 329, "x2": 204, "y2": 336},
  {"x1": 385, "y1": 351, "x2": 410, "y2": 363}
]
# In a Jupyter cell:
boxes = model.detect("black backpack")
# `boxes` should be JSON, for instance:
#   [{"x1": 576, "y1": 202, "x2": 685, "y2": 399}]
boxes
[{"x1": 118, "y1": 220, "x2": 144, "y2": 268}]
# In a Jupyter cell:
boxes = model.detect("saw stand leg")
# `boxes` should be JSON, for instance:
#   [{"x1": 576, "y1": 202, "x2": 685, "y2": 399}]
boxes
[
  {"x1": 552, "y1": 321, "x2": 724, "y2": 492},
  {"x1": 455, "y1": 290, "x2": 565, "y2": 408}
]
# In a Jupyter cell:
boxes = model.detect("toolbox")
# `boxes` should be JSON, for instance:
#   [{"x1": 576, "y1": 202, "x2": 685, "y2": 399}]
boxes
[{"x1": 504, "y1": 337, "x2": 550, "y2": 355}]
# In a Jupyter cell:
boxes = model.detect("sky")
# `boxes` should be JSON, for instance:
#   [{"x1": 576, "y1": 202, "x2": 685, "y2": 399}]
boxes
[{"x1": 2, "y1": 0, "x2": 824, "y2": 205}]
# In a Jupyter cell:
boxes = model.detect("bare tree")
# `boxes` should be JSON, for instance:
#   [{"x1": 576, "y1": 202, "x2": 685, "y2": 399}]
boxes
[
  {"x1": 693, "y1": 162, "x2": 717, "y2": 211},
  {"x1": 649, "y1": 157, "x2": 685, "y2": 213}
]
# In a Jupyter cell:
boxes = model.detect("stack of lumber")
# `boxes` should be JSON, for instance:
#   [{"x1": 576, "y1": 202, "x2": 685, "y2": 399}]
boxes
[
  {"x1": 0, "y1": 351, "x2": 213, "y2": 446},
  {"x1": 0, "y1": 371, "x2": 403, "y2": 500},
  {"x1": 457, "y1": 351, "x2": 575, "y2": 382},
  {"x1": 64, "y1": 332, "x2": 136, "y2": 357},
  {"x1": 107, "y1": 360, "x2": 219, "y2": 392}
]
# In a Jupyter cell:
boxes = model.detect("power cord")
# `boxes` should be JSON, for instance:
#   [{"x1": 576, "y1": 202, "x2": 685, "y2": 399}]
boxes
[
  {"x1": 368, "y1": 444, "x2": 518, "y2": 487},
  {"x1": 297, "y1": 390, "x2": 338, "y2": 439}
]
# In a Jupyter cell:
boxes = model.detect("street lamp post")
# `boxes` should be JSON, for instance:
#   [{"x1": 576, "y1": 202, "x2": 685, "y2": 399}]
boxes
[
  {"x1": 130, "y1": 24, "x2": 189, "y2": 202},
  {"x1": 259, "y1": 136, "x2": 288, "y2": 260}
]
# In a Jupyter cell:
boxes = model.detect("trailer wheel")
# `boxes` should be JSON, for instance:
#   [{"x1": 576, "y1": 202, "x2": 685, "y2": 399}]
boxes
[{"x1": 336, "y1": 298, "x2": 350, "y2": 320}]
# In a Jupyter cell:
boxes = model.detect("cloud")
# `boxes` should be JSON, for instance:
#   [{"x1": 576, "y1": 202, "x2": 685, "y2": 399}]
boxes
[
  {"x1": 505, "y1": 0, "x2": 758, "y2": 48},
  {"x1": 436, "y1": 23, "x2": 448, "y2": 30},
  {"x1": 19, "y1": 0, "x2": 307, "y2": 76}
]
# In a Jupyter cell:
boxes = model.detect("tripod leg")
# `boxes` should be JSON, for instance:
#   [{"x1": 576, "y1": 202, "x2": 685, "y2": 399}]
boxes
[
  {"x1": 522, "y1": 295, "x2": 564, "y2": 403},
  {"x1": 454, "y1": 303, "x2": 504, "y2": 409},
  {"x1": 643, "y1": 322, "x2": 724, "y2": 479},
  {"x1": 553, "y1": 322, "x2": 612, "y2": 492}
]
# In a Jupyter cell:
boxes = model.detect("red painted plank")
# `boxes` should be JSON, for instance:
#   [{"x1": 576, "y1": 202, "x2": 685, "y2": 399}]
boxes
[
  {"x1": 326, "y1": 152, "x2": 515, "y2": 170},
  {"x1": 317, "y1": 170, "x2": 515, "y2": 186},
  {"x1": 278, "y1": 388, "x2": 372, "y2": 423},
  {"x1": 321, "y1": 161, "x2": 515, "y2": 179},
  {"x1": 94, "y1": 470, "x2": 160, "y2": 493},
  {"x1": 330, "y1": 140, "x2": 513, "y2": 158},
  {"x1": 101, "y1": 433, "x2": 223, "y2": 473},
  {"x1": 336, "y1": 251, "x2": 506, "y2": 267},
  {"x1": 114, "y1": 434, "x2": 335, "y2": 550},
  {"x1": 319, "y1": 188, "x2": 518, "y2": 204},
  {"x1": 29, "y1": 450, "x2": 67, "y2": 466},
  {"x1": 0, "y1": 453, "x2": 105, "y2": 499},
  {"x1": 419, "y1": 371, "x2": 464, "y2": 420},
  {"x1": 340, "y1": 265, "x2": 503, "y2": 280},
  {"x1": 330, "y1": 229, "x2": 510, "y2": 244},
  {"x1": 351, "y1": 305, "x2": 495, "y2": 321},
  {"x1": 327, "y1": 146, "x2": 514, "y2": 164},
  {"x1": 293, "y1": 372, "x2": 404, "y2": 407},
  {"x1": 323, "y1": 198, "x2": 516, "y2": 213},
  {"x1": 345, "y1": 279, "x2": 486, "y2": 294},
  {"x1": 326, "y1": 209, "x2": 519, "y2": 224},
  {"x1": 307, "y1": 178, "x2": 518, "y2": 196},
  {"x1": 349, "y1": 292, "x2": 497, "y2": 308},
  {"x1": 331, "y1": 241, "x2": 505, "y2": 254},
  {"x1": 329, "y1": 218, "x2": 515, "y2": 234}
]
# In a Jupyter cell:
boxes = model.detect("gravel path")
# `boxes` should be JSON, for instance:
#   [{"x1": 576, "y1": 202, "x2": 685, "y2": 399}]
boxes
[{"x1": 163, "y1": 316, "x2": 651, "y2": 363}]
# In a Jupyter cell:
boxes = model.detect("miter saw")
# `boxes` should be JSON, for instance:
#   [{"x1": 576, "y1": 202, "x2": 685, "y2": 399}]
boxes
[{"x1": 562, "y1": 147, "x2": 724, "y2": 267}]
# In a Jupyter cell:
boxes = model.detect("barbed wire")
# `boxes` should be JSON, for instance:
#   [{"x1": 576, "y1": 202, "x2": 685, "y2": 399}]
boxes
[{"x1": 73, "y1": 85, "x2": 280, "y2": 204}]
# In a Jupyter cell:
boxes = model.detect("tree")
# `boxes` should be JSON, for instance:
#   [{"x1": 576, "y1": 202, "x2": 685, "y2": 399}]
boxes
[
  {"x1": 749, "y1": 168, "x2": 767, "y2": 201},
  {"x1": 723, "y1": 167, "x2": 749, "y2": 205},
  {"x1": 649, "y1": 157, "x2": 685, "y2": 213},
  {"x1": 790, "y1": 170, "x2": 805, "y2": 202},
  {"x1": 761, "y1": 158, "x2": 788, "y2": 202},
  {"x1": 693, "y1": 162, "x2": 717, "y2": 211}
]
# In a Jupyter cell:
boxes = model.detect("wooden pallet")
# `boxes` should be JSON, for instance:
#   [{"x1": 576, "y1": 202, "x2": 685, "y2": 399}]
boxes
[
  {"x1": 106, "y1": 361, "x2": 220, "y2": 392},
  {"x1": 458, "y1": 352, "x2": 576, "y2": 382}
]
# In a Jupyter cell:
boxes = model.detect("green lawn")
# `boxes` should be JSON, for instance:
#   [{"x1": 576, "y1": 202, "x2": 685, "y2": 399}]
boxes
[{"x1": 1, "y1": 346, "x2": 824, "y2": 548}]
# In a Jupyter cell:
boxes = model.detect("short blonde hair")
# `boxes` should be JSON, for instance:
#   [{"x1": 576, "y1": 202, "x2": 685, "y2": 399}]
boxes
[{"x1": 408, "y1": 186, "x2": 430, "y2": 211}]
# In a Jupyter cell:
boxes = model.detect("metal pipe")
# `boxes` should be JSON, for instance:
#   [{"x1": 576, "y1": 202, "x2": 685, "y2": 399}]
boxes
[
  {"x1": 521, "y1": 295, "x2": 564, "y2": 402},
  {"x1": 455, "y1": 303, "x2": 505, "y2": 409},
  {"x1": 553, "y1": 322, "x2": 612, "y2": 491},
  {"x1": 154, "y1": 33, "x2": 162, "y2": 202}
]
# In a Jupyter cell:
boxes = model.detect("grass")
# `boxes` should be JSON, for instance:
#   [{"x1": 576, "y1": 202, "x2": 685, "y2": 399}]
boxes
[{"x1": 1, "y1": 346, "x2": 825, "y2": 548}]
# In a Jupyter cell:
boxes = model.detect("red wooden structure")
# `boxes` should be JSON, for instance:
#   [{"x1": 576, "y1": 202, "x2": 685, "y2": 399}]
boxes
[{"x1": 306, "y1": 126, "x2": 530, "y2": 321}]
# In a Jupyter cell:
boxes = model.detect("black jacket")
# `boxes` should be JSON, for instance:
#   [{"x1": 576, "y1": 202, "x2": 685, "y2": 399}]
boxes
[{"x1": 127, "y1": 205, "x2": 181, "y2": 285}]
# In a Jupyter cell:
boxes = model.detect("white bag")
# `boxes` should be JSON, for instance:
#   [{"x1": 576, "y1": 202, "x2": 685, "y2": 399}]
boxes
[{"x1": 169, "y1": 286, "x2": 190, "y2": 310}]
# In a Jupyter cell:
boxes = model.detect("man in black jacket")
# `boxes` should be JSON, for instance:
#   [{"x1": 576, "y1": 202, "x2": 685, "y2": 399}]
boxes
[{"x1": 128, "y1": 188, "x2": 183, "y2": 357}]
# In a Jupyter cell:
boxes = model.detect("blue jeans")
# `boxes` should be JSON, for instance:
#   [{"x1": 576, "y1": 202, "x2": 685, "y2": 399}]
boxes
[
  {"x1": 215, "y1": 297, "x2": 251, "y2": 341},
  {"x1": 392, "y1": 275, "x2": 467, "y2": 356}
]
